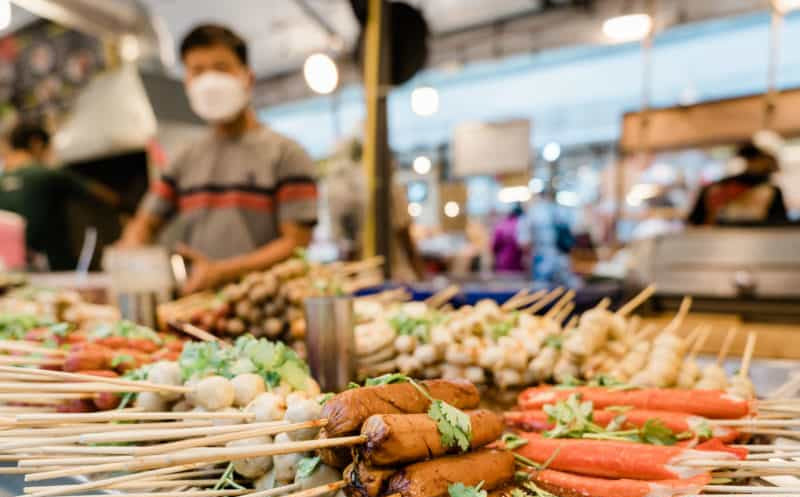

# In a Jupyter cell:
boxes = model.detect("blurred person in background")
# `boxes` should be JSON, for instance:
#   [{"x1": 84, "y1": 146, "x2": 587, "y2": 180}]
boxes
[
  {"x1": 118, "y1": 24, "x2": 318, "y2": 294},
  {"x1": 517, "y1": 189, "x2": 578, "y2": 286},
  {"x1": 491, "y1": 203, "x2": 524, "y2": 273},
  {"x1": 0, "y1": 122, "x2": 117, "y2": 270},
  {"x1": 688, "y1": 142, "x2": 788, "y2": 226}
]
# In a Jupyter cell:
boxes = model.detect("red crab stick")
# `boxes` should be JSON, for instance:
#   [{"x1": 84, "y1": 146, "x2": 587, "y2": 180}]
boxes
[
  {"x1": 526, "y1": 468, "x2": 711, "y2": 497},
  {"x1": 518, "y1": 386, "x2": 750, "y2": 419},
  {"x1": 514, "y1": 432, "x2": 736, "y2": 481},
  {"x1": 505, "y1": 408, "x2": 740, "y2": 443}
]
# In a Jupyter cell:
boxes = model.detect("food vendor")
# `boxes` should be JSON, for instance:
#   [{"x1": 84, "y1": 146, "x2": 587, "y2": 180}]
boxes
[
  {"x1": 0, "y1": 122, "x2": 118, "y2": 270},
  {"x1": 118, "y1": 24, "x2": 318, "y2": 294},
  {"x1": 687, "y1": 141, "x2": 788, "y2": 226}
]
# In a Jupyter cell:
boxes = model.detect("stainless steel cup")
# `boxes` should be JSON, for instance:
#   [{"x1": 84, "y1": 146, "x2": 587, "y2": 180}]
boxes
[{"x1": 304, "y1": 296, "x2": 356, "y2": 392}]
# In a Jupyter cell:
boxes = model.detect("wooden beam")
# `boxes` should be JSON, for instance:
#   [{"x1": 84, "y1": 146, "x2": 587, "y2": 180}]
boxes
[{"x1": 620, "y1": 88, "x2": 800, "y2": 153}]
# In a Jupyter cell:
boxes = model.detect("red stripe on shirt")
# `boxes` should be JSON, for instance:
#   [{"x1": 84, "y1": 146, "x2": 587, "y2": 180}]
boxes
[
  {"x1": 178, "y1": 191, "x2": 274, "y2": 212},
  {"x1": 277, "y1": 183, "x2": 317, "y2": 202},
  {"x1": 151, "y1": 180, "x2": 176, "y2": 202}
]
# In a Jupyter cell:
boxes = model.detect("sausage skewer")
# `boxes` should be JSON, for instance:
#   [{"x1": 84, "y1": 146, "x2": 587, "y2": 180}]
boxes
[{"x1": 361, "y1": 409, "x2": 503, "y2": 466}]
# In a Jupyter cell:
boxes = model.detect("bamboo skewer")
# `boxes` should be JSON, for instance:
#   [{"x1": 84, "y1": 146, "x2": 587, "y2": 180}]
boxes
[
  {"x1": 522, "y1": 287, "x2": 564, "y2": 315},
  {"x1": 424, "y1": 285, "x2": 460, "y2": 309},
  {"x1": 687, "y1": 326, "x2": 712, "y2": 361},
  {"x1": 173, "y1": 322, "x2": 229, "y2": 346},
  {"x1": 0, "y1": 365, "x2": 192, "y2": 394},
  {"x1": 739, "y1": 331, "x2": 757, "y2": 379},
  {"x1": 663, "y1": 296, "x2": 692, "y2": 335},
  {"x1": 40, "y1": 490, "x2": 249, "y2": 497},
  {"x1": 616, "y1": 284, "x2": 656, "y2": 317},
  {"x1": 24, "y1": 480, "x2": 225, "y2": 492},
  {"x1": 236, "y1": 483, "x2": 303, "y2": 497},
  {"x1": 717, "y1": 327, "x2": 739, "y2": 367},
  {"x1": 704, "y1": 488, "x2": 800, "y2": 494},
  {"x1": 13, "y1": 409, "x2": 256, "y2": 425},
  {"x1": 0, "y1": 420, "x2": 212, "y2": 438},
  {"x1": 244, "y1": 481, "x2": 344, "y2": 497},
  {"x1": 1, "y1": 420, "x2": 284, "y2": 451},
  {"x1": 25, "y1": 435, "x2": 367, "y2": 481},
  {"x1": 747, "y1": 451, "x2": 800, "y2": 460},
  {"x1": 0, "y1": 357, "x2": 64, "y2": 366},
  {"x1": 0, "y1": 393, "x2": 95, "y2": 403},
  {"x1": 501, "y1": 289, "x2": 530, "y2": 311},
  {"x1": 543, "y1": 290, "x2": 575, "y2": 322},
  {"x1": 502, "y1": 289, "x2": 547, "y2": 312},
  {"x1": 0, "y1": 340, "x2": 67, "y2": 356}
]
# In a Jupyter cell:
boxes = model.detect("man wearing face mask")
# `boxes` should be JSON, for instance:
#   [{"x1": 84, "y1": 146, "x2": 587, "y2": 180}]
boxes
[{"x1": 119, "y1": 25, "x2": 317, "y2": 294}]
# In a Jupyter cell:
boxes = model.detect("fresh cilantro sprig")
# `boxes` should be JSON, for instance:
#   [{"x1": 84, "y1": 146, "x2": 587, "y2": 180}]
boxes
[
  {"x1": 355, "y1": 374, "x2": 473, "y2": 452},
  {"x1": 522, "y1": 481, "x2": 556, "y2": 497},
  {"x1": 296, "y1": 456, "x2": 321, "y2": 479},
  {"x1": 448, "y1": 482, "x2": 486, "y2": 497},
  {"x1": 501, "y1": 433, "x2": 529, "y2": 450}
]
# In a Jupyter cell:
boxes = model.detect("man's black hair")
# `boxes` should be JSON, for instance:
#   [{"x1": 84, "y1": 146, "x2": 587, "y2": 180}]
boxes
[
  {"x1": 9, "y1": 122, "x2": 50, "y2": 151},
  {"x1": 737, "y1": 142, "x2": 774, "y2": 162},
  {"x1": 180, "y1": 24, "x2": 248, "y2": 66}
]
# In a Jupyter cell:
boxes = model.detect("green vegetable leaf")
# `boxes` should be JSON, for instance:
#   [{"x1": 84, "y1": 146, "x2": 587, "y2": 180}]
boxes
[
  {"x1": 693, "y1": 420, "x2": 713, "y2": 440},
  {"x1": 388, "y1": 314, "x2": 432, "y2": 343},
  {"x1": 429, "y1": 399, "x2": 472, "y2": 452},
  {"x1": 640, "y1": 419, "x2": 677, "y2": 446},
  {"x1": 317, "y1": 393, "x2": 334, "y2": 405},
  {"x1": 604, "y1": 405, "x2": 633, "y2": 414},
  {"x1": 543, "y1": 335, "x2": 562, "y2": 350},
  {"x1": 296, "y1": 456, "x2": 321, "y2": 479},
  {"x1": 49, "y1": 323, "x2": 71, "y2": 337},
  {"x1": 490, "y1": 321, "x2": 513, "y2": 340},
  {"x1": 448, "y1": 482, "x2": 486, "y2": 497},
  {"x1": 347, "y1": 382, "x2": 361, "y2": 389},
  {"x1": 510, "y1": 489, "x2": 527, "y2": 497},
  {"x1": 501, "y1": 433, "x2": 529, "y2": 450},
  {"x1": 364, "y1": 373, "x2": 410, "y2": 387},
  {"x1": 522, "y1": 482, "x2": 556, "y2": 497},
  {"x1": 110, "y1": 354, "x2": 134, "y2": 368},
  {"x1": 604, "y1": 415, "x2": 627, "y2": 432},
  {"x1": 513, "y1": 471, "x2": 531, "y2": 483}
]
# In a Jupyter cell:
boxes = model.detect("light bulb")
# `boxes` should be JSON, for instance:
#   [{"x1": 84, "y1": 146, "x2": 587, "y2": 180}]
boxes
[
  {"x1": 303, "y1": 53, "x2": 338, "y2": 95},
  {"x1": 412, "y1": 156, "x2": 432, "y2": 175},
  {"x1": 602, "y1": 13, "x2": 652, "y2": 42},
  {"x1": 542, "y1": 142, "x2": 561, "y2": 162},
  {"x1": 0, "y1": 1, "x2": 11, "y2": 31},
  {"x1": 120, "y1": 34, "x2": 141, "y2": 62},
  {"x1": 444, "y1": 201, "x2": 460, "y2": 218},
  {"x1": 498, "y1": 186, "x2": 532, "y2": 204},
  {"x1": 411, "y1": 86, "x2": 439, "y2": 116},
  {"x1": 408, "y1": 202, "x2": 422, "y2": 217}
]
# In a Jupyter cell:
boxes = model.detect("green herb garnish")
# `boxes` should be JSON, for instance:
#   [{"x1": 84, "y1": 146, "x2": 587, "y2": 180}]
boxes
[
  {"x1": 296, "y1": 456, "x2": 322, "y2": 479},
  {"x1": 501, "y1": 433, "x2": 529, "y2": 450},
  {"x1": 448, "y1": 482, "x2": 486, "y2": 497}
]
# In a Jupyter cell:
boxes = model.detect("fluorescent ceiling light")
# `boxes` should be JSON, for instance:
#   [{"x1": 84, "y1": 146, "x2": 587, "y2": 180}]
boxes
[
  {"x1": 412, "y1": 156, "x2": 432, "y2": 175},
  {"x1": 303, "y1": 53, "x2": 338, "y2": 95},
  {"x1": 774, "y1": 0, "x2": 800, "y2": 13},
  {"x1": 498, "y1": 186, "x2": 531, "y2": 204},
  {"x1": 411, "y1": 86, "x2": 439, "y2": 116},
  {"x1": 556, "y1": 191, "x2": 580, "y2": 207},
  {"x1": 603, "y1": 13, "x2": 652, "y2": 42},
  {"x1": 0, "y1": 1, "x2": 10, "y2": 31},
  {"x1": 443, "y1": 201, "x2": 460, "y2": 218}
]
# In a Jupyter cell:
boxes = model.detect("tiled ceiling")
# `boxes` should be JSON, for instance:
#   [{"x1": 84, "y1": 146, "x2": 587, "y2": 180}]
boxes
[{"x1": 137, "y1": 0, "x2": 550, "y2": 77}]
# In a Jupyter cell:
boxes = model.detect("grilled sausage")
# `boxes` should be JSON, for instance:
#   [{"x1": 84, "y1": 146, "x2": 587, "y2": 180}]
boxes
[
  {"x1": 344, "y1": 461, "x2": 396, "y2": 497},
  {"x1": 322, "y1": 380, "x2": 480, "y2": 439},
  {"x1": 385, "y1": 449, "x2": 514, "y2": 497},
  {"x1": 361, "y1": 410, "x2": 503, "y2": 466}
]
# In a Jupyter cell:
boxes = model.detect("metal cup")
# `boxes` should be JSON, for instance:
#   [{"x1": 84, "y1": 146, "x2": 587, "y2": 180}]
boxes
[{"x1": 304, "y1": 296, "x2": 356, "y2": 392}]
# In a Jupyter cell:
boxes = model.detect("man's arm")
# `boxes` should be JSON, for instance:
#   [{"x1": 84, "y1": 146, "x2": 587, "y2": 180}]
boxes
[
  {"x1": 117, "y1": 211, "x2": 165, "y2": 247},
  {"x1": 180, "y1": 220, "x2": 312, "y2": 294}
]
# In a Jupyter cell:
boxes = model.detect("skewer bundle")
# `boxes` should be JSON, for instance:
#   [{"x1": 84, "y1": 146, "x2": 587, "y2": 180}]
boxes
[
  {"x1": 161, "y1": 256, "x2": 386, "y2": 357},
  {"x1": 0, "y1": 286, "x2": 119, "y2": 326}
]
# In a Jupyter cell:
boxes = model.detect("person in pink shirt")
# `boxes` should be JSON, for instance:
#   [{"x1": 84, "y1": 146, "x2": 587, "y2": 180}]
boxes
[{"x1": 491, "y1": 203, "x2": 525, "y2": 273}]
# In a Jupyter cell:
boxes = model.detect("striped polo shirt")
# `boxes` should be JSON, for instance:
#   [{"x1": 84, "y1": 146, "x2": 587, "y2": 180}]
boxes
[{"x1": 141, "y1": 126, "x2": 317, "y2": 260}]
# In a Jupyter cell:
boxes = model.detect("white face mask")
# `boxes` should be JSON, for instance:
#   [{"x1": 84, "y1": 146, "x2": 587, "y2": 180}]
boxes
[{"x1": 187, "y1": 71, "x2": 250, "y2": 123}]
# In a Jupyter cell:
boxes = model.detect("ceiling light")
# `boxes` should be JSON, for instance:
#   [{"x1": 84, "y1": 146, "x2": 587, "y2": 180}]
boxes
[
  {"x1": 119, "y1": 34, "x2": 141, "y2": 62},
  {"x1": 603, "y1": 13, "x2": 652, "y2": 42},
  {"x1": 411, "y1": 86, "x2": 439, "y2": 116},
  {"x1": 443, "y1": 201, "x2": 460, "y2": 218},
  {"x1": 773, "y1": 0, "x2": 800, "y2": 13},
  {"x1": 408, "y1": 202, "x2": 422, "y2": 218},
  {"x1": 303, "y1": 53, "x2": 338, "y2": 95},
  {"x1": 556, "y1": 191, "x2": 580, "y2": 207},
  {"x1": 498, "y1": 186, "x2": 532, "y2": 204},
  {"x1": 412, "y1": 156, "x2": 432, "y2": 175},
  {"x1": 528, "y1": 178, "x2": 545, "y2": 193},
  {"x1": 0, "y1": 1, "x2": 10, "y2": 31},
  {"x1": 542, "y1": 142, "x2": 561, "y2": 162}
]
